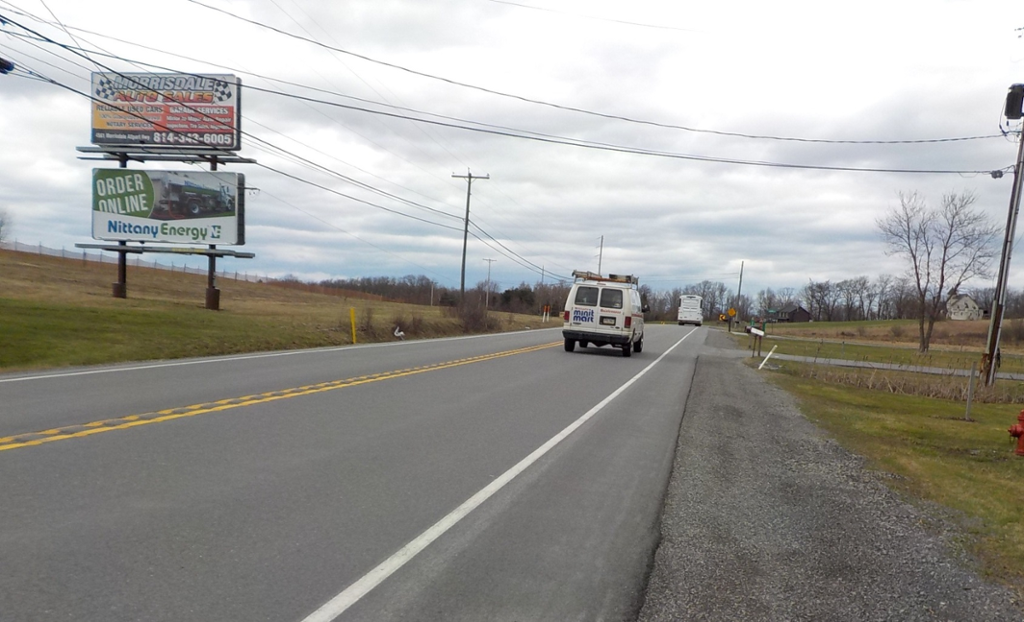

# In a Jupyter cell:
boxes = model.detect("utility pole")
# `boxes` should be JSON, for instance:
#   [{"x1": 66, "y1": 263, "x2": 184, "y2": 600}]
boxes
[
  {"x1": 453, "y1": 170, "x2": 489, "y2": 302},
  {"x1": 737, "y1": 260, "x2": 745, "y2": 312},
  {"x1": 982, "y1": 84, "x2": 1024, "y2": 386},
  {"x1": 597, "y1": 235, "x2": 604, "y2": 275},
  {"x1": 483, "y1": 258, "x2": 496, "y2": 309},
  {"x1": 730, "y1": 260, "x2": 744, "y2": 333}
]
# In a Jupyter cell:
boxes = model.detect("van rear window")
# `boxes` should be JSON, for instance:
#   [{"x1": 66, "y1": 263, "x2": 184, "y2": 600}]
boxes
[
  {"x1": 600, "y1": 289, "x2": 623, "y2": 309},
  {"x1": 574, "y1": 286, "x2": 599, "y2": 306}
]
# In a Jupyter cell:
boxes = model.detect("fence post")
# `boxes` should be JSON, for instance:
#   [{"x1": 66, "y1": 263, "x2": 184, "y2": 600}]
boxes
[
  {"x1": 350, "y1": 308, "x2": 357, "y2": 344},
  {"x1": 965, "y1": 362, "x2": 977, "y2": 421}
]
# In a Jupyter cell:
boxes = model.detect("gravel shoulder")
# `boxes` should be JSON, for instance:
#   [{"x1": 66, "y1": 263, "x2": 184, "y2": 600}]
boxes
[{"x1": 638, "y1": 329, "x2": 1024, "y2": 622}]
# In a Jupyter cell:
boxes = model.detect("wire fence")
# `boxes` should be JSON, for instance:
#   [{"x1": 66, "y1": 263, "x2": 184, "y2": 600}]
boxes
[{"x1": 0, "y1": 239, "x2": 272, "y2": 284}]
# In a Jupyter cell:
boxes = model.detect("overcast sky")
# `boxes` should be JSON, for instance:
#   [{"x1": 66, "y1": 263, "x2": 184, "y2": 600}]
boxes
[{"x1": 1, "y1": 0, "x2": 1022, "y2": 297}]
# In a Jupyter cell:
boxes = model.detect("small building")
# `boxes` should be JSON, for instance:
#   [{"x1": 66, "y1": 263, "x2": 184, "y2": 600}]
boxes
[
  {"x1": 946, "y1": 294, "x2": 984, "y2": 321},
  {"x1": 774, "y1": 303, "x2": 812, "y2": 323}
]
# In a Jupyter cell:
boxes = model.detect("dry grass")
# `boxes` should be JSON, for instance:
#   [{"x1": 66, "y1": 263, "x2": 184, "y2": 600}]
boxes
[
  {"x1": 765, "y1": 318, "x2": 1008, "y2": 352},
  {"x1": 793, "y1": 365, "x2": 1024, "y2": 404}
]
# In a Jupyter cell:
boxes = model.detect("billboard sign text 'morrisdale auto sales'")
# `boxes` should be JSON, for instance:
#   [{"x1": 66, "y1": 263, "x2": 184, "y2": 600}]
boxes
[
  {"x1": 92, "y1": 169, "x2": 245, "y2": 245},
  {"x1": 91, "y1": 72, "x2": 241, "y2": 150}
]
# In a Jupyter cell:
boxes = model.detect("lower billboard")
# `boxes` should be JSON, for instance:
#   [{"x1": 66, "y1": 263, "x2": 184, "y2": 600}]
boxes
[{"x1": 92, "y1": 169, "x2": 245, "y2": 245}]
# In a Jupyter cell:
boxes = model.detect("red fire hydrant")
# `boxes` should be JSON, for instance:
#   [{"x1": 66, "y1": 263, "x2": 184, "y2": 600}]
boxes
[{"x1": 1010, "y1": 410, "x2": 1024, "y2": 457}]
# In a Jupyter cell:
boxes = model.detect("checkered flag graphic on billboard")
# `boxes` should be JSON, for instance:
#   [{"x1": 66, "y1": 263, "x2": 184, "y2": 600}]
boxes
[
  {"x1": 94, "y1": 76, "x2": 117, "y2": 101},
  {"x1": 212, "y1": 79, "x2": 234, "y2": 102}
]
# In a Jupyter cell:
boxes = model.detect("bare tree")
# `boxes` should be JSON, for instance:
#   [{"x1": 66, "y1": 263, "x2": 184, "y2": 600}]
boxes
[
  {"x1": 756, "y1": 287, "x2": 781, "y2": 316},
  {"x1": 684, "y1": 280, "x2": 729, "y2": 318},
  {"x1": 0, "y1": 208, "x2": 10, "y2": 243},
  {"x1": 877, "y1": 191, "x2": 998, "y2": 352},
  {"x1": 802, "y1": 279, "x2": 836, "y2": 321}
]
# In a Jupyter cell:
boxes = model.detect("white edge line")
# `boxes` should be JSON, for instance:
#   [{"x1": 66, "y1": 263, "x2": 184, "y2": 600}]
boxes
[
  {"x1": 300, "y1": 328, "x2": 697, "y2": 622},
  {"x1": 0, "y1": 328, "x2": 562, "y2": 384}
]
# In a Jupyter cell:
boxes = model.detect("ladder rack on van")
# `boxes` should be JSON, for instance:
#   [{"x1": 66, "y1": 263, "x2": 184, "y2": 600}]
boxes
[{"x1": 571, "y1": 270, "x2": 639, "y2": 286}]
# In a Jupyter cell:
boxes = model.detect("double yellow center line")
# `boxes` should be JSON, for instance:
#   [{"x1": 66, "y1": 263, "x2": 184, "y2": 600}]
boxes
[{"x1": 0, "y1": 341, "x2": 559, "y2": 453}]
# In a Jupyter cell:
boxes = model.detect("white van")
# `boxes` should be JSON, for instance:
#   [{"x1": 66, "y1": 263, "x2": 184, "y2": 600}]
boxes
[
  {"x1": 677, "y1": 294, "x2": 703, "y2": 326},
  {"x1": 562, "y1": 270, "x2": 648, "y2": 357}
]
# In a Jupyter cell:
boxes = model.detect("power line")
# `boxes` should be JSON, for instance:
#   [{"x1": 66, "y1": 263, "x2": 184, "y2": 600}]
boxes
[
  {"x1": 0, "y1": 21, "x2": 606, "y2": 274},
  {"x1": 2, "y1": 21, "x2": 1003, "y2": 176},
  {"x1": 4, "y1": 51, "x2": 557, "y2": 281},
  {"x1": 183, "y1": 0, "x2": 1000, "y2": 146},
  {"x1": 0, "y1": 16, "x2": 468, "y2": 232},
  {"x1": 484, "y1": 0, "x2": 705, "y2": 33},
  {"x1": 253, "y1": 186, "x2": 458, "y2": 285}
]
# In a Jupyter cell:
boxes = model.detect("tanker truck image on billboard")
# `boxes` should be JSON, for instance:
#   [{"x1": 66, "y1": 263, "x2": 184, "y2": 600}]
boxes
[
  {"x1": 92, "y1": 168, "x2": 246, "y2": 245},
  {"x1": 151, "y1": 172, "x2": 236, "y2": 219}
]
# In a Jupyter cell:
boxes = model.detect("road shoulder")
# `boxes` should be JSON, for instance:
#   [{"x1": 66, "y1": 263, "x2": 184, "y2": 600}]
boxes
[{"x1": 638, "y1": 329, "x2": 1023, "y2": 621}]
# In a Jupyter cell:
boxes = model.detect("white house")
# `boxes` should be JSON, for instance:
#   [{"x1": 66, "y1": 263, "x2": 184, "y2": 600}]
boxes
[{"x1": 946, "y1": 294, "x2": 984, "y2": 321}]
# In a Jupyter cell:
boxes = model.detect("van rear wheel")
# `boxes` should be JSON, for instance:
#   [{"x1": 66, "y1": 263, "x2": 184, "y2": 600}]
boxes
[
  {"x1": 622, "y1": 342, "x2": 632, "y2": 357},
  {"x1": 564, "y1": 338, "x2": 575, "y2": 352},
  {"x1": 634, "y1": 335, "x2": 643, "y2": 353}
]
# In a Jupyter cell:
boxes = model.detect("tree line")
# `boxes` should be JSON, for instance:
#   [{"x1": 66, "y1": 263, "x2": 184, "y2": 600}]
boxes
[
  {"x1": 313, "y1": 190, "x2": 1004, "y2": 355},
  {"x1": 313, "y1": 273, "x2": 1024, "y2": 324}
]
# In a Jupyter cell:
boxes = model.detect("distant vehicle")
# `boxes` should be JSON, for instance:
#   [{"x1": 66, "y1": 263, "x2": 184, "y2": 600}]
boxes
[
  {"x1": 677, "y1": 295, "x2": 703, "y2": 326},
  {"x1": 562, "y1": 270, "x2": 648, "y2": 357}
]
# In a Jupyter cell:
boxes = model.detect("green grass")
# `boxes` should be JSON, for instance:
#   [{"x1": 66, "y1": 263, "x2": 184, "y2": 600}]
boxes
[
  {"x1": 762, "y1": 361, "x2": 1024, "y2": 596},
  {"x1": 0, "y1": 249, "x2": 556, "y2": 371},
  {"x1": 0, "y1": 298, "x2": 352, "y2": 368}
]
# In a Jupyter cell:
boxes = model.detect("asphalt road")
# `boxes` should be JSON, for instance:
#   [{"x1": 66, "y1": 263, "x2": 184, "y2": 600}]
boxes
[{"x1": 0, "y1": 324, "x2": 700, "y2": 621}]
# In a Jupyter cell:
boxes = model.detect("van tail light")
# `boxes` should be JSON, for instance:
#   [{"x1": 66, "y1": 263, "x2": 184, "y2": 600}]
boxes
[
  {"x1": 563, "y1": 310, "x2": 570, "y2": 321},
  {"x1": 625, "y1": 317, "x2": 632, "y2": 328}
]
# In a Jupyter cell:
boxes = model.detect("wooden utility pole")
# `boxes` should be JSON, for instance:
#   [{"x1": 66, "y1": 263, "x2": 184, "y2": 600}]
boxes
[
  {"x1": 729, "y1": 260, "x2": 744, "y2": 333},
  {"x1": 453, "y1": 170, "x2": 489, "y2": 301},
  {"x1": 982, "y1": 84, "x2": 1024, "y2": 386}
]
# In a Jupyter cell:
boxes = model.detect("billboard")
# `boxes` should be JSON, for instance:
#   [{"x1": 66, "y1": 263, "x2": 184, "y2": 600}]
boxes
[
  {"x1": 92, "y1": 169, "x2": 245, "y2": 245},
  {"x1": 91, "y1": 73, "x2": 241, "y2": 150}
]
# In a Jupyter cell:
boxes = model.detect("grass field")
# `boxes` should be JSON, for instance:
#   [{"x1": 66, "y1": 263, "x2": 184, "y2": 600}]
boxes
[{"x1": 0, "y1": 249, "x2": 553, "y2": 370}]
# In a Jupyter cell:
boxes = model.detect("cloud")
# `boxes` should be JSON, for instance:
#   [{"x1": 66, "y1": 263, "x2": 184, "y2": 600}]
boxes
[{"x1": 1, "y1": 0, "x2": 1023, "y2": 299}]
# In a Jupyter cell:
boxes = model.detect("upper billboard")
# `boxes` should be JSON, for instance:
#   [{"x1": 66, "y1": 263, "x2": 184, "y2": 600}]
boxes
[
  {"x1": 92, "y1": 169, "x2": 245, "y2": 245},
  {"x1": 91, "y1": 73, "x2": 241, "y2": 150}
]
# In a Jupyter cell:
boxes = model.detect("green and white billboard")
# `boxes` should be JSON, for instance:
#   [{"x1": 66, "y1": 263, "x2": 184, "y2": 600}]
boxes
[{"x1": 92, "y1": 169, "x2": 245, "y2": 245}]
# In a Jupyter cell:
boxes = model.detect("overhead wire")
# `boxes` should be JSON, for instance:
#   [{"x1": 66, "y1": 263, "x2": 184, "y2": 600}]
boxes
[
  {"x1": 1, "y1": 30, "x2": 560, "y2": 282},
  {"x1": 185, "y1": 0, "x2": 1002, "y2": 146},
  {"x1": 253, "y1": 0, "x2": 573, "y2": 277},
  {"x1": 0, "y1": 4, "x2": 1013, "y2": 286},
  {"x1": 2, "y1": 7, "x2": 538, "y2": 281},
  {"x1": 2, "y1": 18, "x2": 1007, "y2": 175},
  {"x1": 247, "y1": 185, "x2": 458, "y2": 285},
  {"x1": 0, "y1": 13, "x2": 469, "y2": 229},
  {"x1": 483, "y1": 0, "x2": 706, "y2": 33}
]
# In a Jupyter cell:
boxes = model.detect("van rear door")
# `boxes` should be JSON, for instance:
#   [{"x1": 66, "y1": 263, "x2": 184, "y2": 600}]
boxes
[{"x1": 568, "y1": 285, "x2": 599, "y2": 327}]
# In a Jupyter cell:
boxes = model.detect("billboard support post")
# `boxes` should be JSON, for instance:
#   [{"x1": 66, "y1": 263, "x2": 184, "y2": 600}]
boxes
[
  {"x1": 113, "y1": 240, "x2": 127, "y2": 298},
  {"x1": 113, "y1": 156, "x2": 129, "y2": 298},
  {"x1": 206, "y1": 245, "x2": 220, "y2": 310}
]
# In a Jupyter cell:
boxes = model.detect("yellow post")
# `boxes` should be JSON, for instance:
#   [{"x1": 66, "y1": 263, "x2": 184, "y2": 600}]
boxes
[{"x1": 350, "y1": 307, "x2": 357, "y2": 344}]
